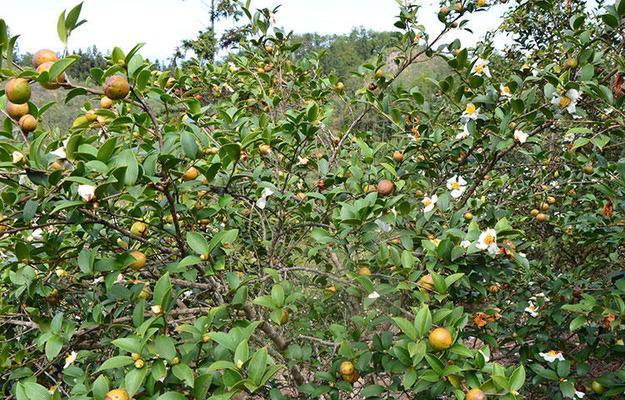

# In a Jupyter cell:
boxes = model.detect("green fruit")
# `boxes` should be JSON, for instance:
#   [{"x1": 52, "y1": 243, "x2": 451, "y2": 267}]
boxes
[
  {"x1": 591, "y1": 380, "x2": 605, "y2": 394},
  {"x1": 5, "y1": 78, "x2": 31, "y2": 104}
]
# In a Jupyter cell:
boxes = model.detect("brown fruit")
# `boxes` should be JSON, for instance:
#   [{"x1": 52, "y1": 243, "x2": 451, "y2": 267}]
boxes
[
  {"x1": 183, "y1": 166, "x2": 199, "y2": 181},
  {"x1": 19, "y1": 114, "x2": 37, "y2": 132},
  {"x1": 104, "y1": 389, "x2": 129, "y2": 400},
  {"x1": 428, "y1": 327, "x2": 453, "y2": 351},
  {"x1": 104, "y1": 75, "x2": 130, "y2": 100},
  {"x1": 6, "y1": 101, "x2": 29, "y2": 120},
  {"x1": 129, "y1": 250, "x2": 146, "y2": 270},
  {"x1": 32, "y1": 49, "x2": 58, "y2": 68},
  {"x1": 280, "y1": 309, "x2": 289, "y2": 325},
  {"x1": 37, "y1": 61, "x2": 66, "y2": 89},
  {"x1": 100, "y1": 96, "x2": 114, "y2": 109},
  {"x1": 466, "y1": 388, "x2": 487, "y2": 400},
  {"x1": 583, "y1": 164, "x2": 594, "y2": 174},
  {"x1": 377, "y1": 179, "x2": 394, "y2": 196},
  {"x1": 540, "y1": 202, "x2": 550, "y2": 211},
  {"x1": 368, "y1": 82, "x2": 377, "y2": 91},
  {"x1": 339, "y1": 361, "x2": 355, "y2": 376},
  {"x1": 419, "y1": 274, "x2": 434, "y2": 291},
  {"x1": 5, "y1": 78, "x2": 31, "y2": 104},
  {"x1": 393, "y1": 151, "x2": 404, "y2": 162}
]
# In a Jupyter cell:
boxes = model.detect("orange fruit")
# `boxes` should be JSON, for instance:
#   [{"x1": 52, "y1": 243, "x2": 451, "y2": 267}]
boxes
[
  {"x1": 104, "y1": 389, "x2": 129, "y2": 400},
  {"x1": 183, "y1": 167, "x2": 199, "y2": 181},
  {"x1": 428, "y1": 327, "x2": 453, "y2": 351},
  {"x1": 419, "y1": 274, "x2": 434, "y2": 291},
  {"x1": 6, "y1": 101, "x2": 29, "y2": 120},
  {"x1": 393, "y1": 151, "x2": 404, "y2": 162},
  {"x1": 466, "y1": 388, "x2": 487, "y2": 400},
  {"x1": 377, "y1": 179, "x2": 394, "y2": 196},
  {"x1": 37, "y1": 61, "x2": 66, "y2": 89},
  {"x1": 5, "y1": 78, "x2": 31, "y2": 104},
  {"x1": 129, "y1": 251, "x2": 146, "y2": 270},
  {"x1": 19, "y1": 114, "x2": 37, "y2": 132},
  {"x1": 32, "y1": 49, "x2": 58, "y2": 68},
  {"x1": 339, "y1": 361, "x2": 354, "y2": 375},
  {"x1": 100, "y1": 96, "x2": 114, "y2": 109}
]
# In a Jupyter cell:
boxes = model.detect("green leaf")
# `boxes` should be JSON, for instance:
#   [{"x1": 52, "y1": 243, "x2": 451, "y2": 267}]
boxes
[
  {"x1": 392, "y1": 317, "x2": 418, "y2": 341},
  {"x1": 156, "y1": 392, "x2": 188, "y2": 400},
  {"x1": 510, "y1": 365, "x2": 526, "y2": 391},
  {"x1": 112, "y1": 337, "x2": 142, "y2": 353},
  {"x1": 57, "y1": 11, "x2": 67, "y2": 44},
  {"x1": 181, "y1": 131, "x2": 199, "y2": 159},
  {"x1": 186, "y1": 232, "x2": 209, "y2": 254},
  {"x1": 569, "y1": 316, "x2": 586, "y2": 331},
  {"x1": 125, "y1": 367, "x2": 147, "y2": 397},
  {"x1": 153, "y1": 272, "x2": 172, "y2": 307},
  {"x1": 247, "y1": 347, "x2": 268, "y2": 385},
  {"x1": 48, "y1": 57, "x2": 79, "y2": 81},
  {"x1": 92, "y1": 375, "x2": 110, "y2": 400},
  {"x1": 172, "y1": 364, "x2": 195, "y2": 387},
  {"x1": 45, "y1": 335, "x2": 63, "y2": 361},
  {"x1": 154, "y1": 335, "x2": 177, "y2": 360},
  {"x1": 22, "y1": 382, "x2": 51, "y2": 400},
  {"x1": 415, "y1": 304, "x2": 432, "y2": 338},
  {"x1": 96, "y1": 356, "x2": 134, "y2": 372},
  {"x1": 271, "y1": 284, "x2": 285, "y2": 307}
]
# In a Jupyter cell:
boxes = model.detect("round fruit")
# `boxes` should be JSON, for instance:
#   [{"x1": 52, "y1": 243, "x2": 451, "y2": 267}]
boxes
[
  {"x1": 565, "y1": 58, "x2": 578, "y2": 69},
  {"x1": 5, "y1": 78, "x2": 31, "y2": 104},
  {"x1": 103, "y1": 75, "x2": 130, "y2": 100},
  {"x1": 104, "y1": 389, "x2": 129, "y2": 400},
  {"x1": 19, "y1": 114, "x2": 37, "y2": 132},
  {"x1": 466, "y1": 388, "x2": 487, "y2": 400},
  {"x1": 32, "y1": 49, "x2": 58, "y2": 68},
  {"x1": 130, "y1": 221, "x2": 147, "y2": 236},
  {"x1": 583, "y1": 164, "x2": 594, "y2": 174},
  {"x1": 183, "y1": 166, "x2": 199, "y2": 181},
  {"x1": 377, "y1": 179, "x2": 395, "y2": 196},
  {"x1": 530, "y1": 209, "x2": 539, "y2": 217},
  {"x1": 259, "y1": 144, "x2": 271, "y2": 156},
  {"x1": 6, "y1": 101, "x2": 29, "y2": 120},
  {"x1": 129, "y1": 250, "x2": 146, "y2": 270},
  {"x1": 131, "y1": 352, "x2": 141, "y2": 361},
  {"x1": 339, "y1": 361, "x2": 354, "y2": 376},
  {"x1": 134, "y1": 359, "x2": 144, "y2": 368},
  {"x1": 428, "y1": 327, "x2": 453, "y2": 351},
  {"x1": 536, "y1": 213, "x2": 547, "y2": 222},
  {"x1": 540, "y1": 202, "x2": 550, "y2": 211},
  {"x1": 591, "y1": 380, "x2": 605, "y2": 394},
  {"x1": 547, "y1": 196, "x2": 556, "y2": 204},
  {"x1": 100, "y1": 96, "x2": 114, "y2": 109},
  {"x1": 464, "y1": 212, "x2": 474, "y2": 221},
  {"x1": 37, "y1": 61, "x2": 66, "y2": 89},
  {"x1": 358, "y1": 267, "x2": 372, "y2": 276},
  {"x1": 342, "y1": 371, "x2": 359, "y2": 383},
  {"x1": 419, "y1": 274, "x2": 434, "y2": 291},
  {"x1": 393, "y1": 151, "x2": 404, "y2": 162},
  {"x1": 336, "y1": 82, "x2": 345, "y2": 91},
  {"x1": 85, "y1": 110, "x2": 97, "y2": 122}
]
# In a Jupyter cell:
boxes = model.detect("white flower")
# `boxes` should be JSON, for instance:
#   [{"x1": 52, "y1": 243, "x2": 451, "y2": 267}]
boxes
[
  {"x1": 31, "y1": 228, "x2": 43, "y2": 241},
  {"x1": 12, "y1": 151, "x2": 24, "y2": 164},
  {"x1": 446, "y1": 175, "x2": 467, "y2": 199},
  {"x1": 500, "y1": 84, "x2": 512, "y2": 98},
  {"x1": 551, "y1": 89, "x2": 581, "y2": 114},
  {"x1": 539, "y1": 350, "x2": 565, "y2": 363},
  {"x1": 471, "y1": 58, "x2": 491, "y2": 78},
  {"x1": 92, "y1": 276, "x2": 104, "y2": 284},
  {"x1": 575, "y1": 390, "x2": 585, "y2": 398},
  {"x1": 476, "y1": 228, "x2": 498, "y2": 254},
  {"x1": 524, "y1": 301, "x2": 539, "y2": 317},
  {"x1": 297, "y1": 156, "x2": 309, "y2": 166},
  {"x1": 460, "y1": 240, "x2": 471, "y2": 248},
  {"x1": 64, "y1": 351, "x2": 78, "y2": 369},
  {"x1": 367, "y1": 291, "x2": 380, "y2": 299},
  {"x1": 51, "y1": 146, "x2": 67, "y2": 159},
  {"x1": 115, "y1": 273, "x2": 125, "y2": 284},
  {"x1": 374, "y1": 219, "x2": 392, "y2": 233},
  {"x1": 514, "y1": 130, "x2": 528, "y2": 144},
  {"x1": 462, "y1": 103, "x2": 480, "y2": 121},
  {"x1": 456, "y1": 125, "x2": 470, "y2": 140},
  {"x1": 48, "y1": 386, "x2": 57, "y2": 395},
  {"x1": 422, "y1": 194, "x2": 438, "y2": 213},
  {"x1": 256, "y1": 188, "x2": 274, "y2": 209},
  {"x1": 78, "y1": 184, "x2": 96, "y2": 202}
]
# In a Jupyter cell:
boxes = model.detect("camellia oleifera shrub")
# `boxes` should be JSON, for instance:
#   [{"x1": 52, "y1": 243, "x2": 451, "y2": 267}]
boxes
[{"x1": 1, "y1": 0, "x2": 625, "y2": 399}]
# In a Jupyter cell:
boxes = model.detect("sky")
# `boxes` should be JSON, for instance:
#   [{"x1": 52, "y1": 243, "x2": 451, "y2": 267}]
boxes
[{"x1": 1, "y1": 0, "x2": 510, "y2": 61}]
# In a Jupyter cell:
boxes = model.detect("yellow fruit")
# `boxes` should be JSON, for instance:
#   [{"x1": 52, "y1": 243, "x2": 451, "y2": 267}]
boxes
[
  {"x1": 342, "y1": 371, "x2": 359, "y2": 383},
  {"x1": 339, "y1": 361, "x2": 354, "y2": 376},
  {"x1": 377, "y1": 179, "x2": 395, "y2": 196},
  {"x1": 583, "y1": 164, "x2": 594, "y2": 174},
  {"x1": 5, "y1": 78, "x2": 31, "y2": 104},
  {"x1": 130, "y1": 221, "x2": 147, "y2": 236},
  {"x1": 375, "y1": 69, "x2": 384, "y2": 78},
  {"x1": 104, "y1": 389, "x2": 129, "y2": 400},
  {"x1": 464, "y1": 212, "x2": 474, "y2": 221},
  {"x1": 134, "y1": 358, "x2": 144, "y2": 368},
  {"x1": 540, "y1": 202, "x2": 550, "y2": 211},
  {"x1": 131, "y1": 352, "x2": 141, "y2": 361},
  {"x1": 358, "y1": 267, "x2": 372, "y2": 276},
  {"x1": 536, "y1": 213, "x2": 547, "y2": 222},
  {"x1": 466, "y1": 388, "x2": 487, "y2": 400},
  {"x1": 6, "y1": 101, "x2": 29, "y2": 120},
  {"x1": 530, "y1": 209, "x2": 539, "y2": 217},
  {"x1": 171, "y1": 356, "x2": 180, "y2": 365},
  {"x1": 183, "y1": 167, "x2": 199, "y2": 181},
  {"x1": 476, "y1": 0, "x2": 487, "y2": 6},
  {"x1": 37, "y1": 61, "x2": 66, "y2": 89},
  {"x1": 202, "y1": 334, "x2": 210, "y2": 343},
  {"x1": 419, "y1": 274, "x2": 434, "y2": 291},
  {"x1": 129, "y1": 250, "x2": 146, "y2": 270},
  {"x1": 139, "y1": 287, "x2": 150, "y2": 300},
  {"x1": 336, "y1": 82, "x2": 345, "y2": 91},
  {"x1": 19, "y1": 114, "x2": 37, "y2": 132},
  {"x1": 100, "y1": 96, "x2": 114, "y2": 109},
  {"x1": 428, "y1": 327, "x2": 453, "y2": 351},
  {"x1": 259, "y1": 144, "x2": 271, "y2": 156},
  {"x1": 85, "y1": 110, "x2": 97, "y2": 122},
  {"x1": 103, "y1": 75, "x2": 130, "y2": 100},
  {"x1": 591, "y1": 381, "x2": 605, "y2": 394},
  {"x1": 393, "y1": 151, "x2": 404, "y2": 162},
  {"x1": 547, "y1": 196, "x2": 556, "y2": 204},
  {"x1": 565, "y1": 58, "x2": 578, "y2": 69}
]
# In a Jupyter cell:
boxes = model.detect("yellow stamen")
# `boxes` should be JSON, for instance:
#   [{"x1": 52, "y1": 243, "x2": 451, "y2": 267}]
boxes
[
  {"x1": 559, "y1": 96, "x2": 571, "y2": 107},
  {"x1": 452, "y1": 182, "x2": 460, "y2": 190},
  {"x1": 466, "y1": 104, "x2": 476, "y2": 114},
  {"x1": 484, "y1": 234, "x2": 496, "y2": 245}
]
